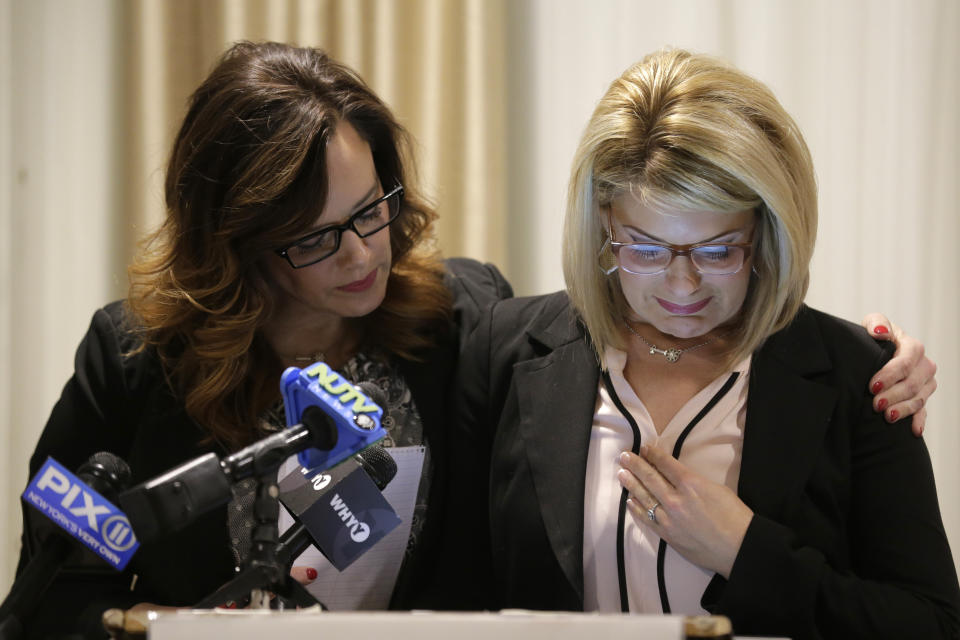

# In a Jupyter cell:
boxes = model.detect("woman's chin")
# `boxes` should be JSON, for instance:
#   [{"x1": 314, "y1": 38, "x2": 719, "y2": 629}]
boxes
[
  {"x1": 654, "y1": 317, "x2": 716, "y2": 341},
  {"x1": 343, "y1": 286, "x2": 388, "y2": 319}
]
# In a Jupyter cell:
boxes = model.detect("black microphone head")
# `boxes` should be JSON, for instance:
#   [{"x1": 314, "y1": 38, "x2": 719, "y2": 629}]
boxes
[
  {"x1": 353, "y1": 383, "x2": 395, "y2": 489},
  {"x1": 355, "y1": 445, "x2": 397, "y2": 490},
  {"x1": 27, "y1": 452, "x2": 133, "y2": 554},
  {"x1": 357, "y1": 381, "x2": 388, "y2": 413},
  {"x1": 301, "y1": 405, "x2": 338, "y2": 450},
  {"x1": 77, "y1": 452, "x2": 132, "y2": 501}
]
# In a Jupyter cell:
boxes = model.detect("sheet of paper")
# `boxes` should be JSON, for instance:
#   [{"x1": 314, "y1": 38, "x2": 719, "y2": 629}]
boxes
[{"x1": 277, "y1": 445, "x2": 426, "y2": 610}]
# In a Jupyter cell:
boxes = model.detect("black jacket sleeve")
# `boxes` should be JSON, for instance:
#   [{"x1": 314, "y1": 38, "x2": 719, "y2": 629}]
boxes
[
  {"x1": 715, "y1": 378, "x2": 960, "y2": 636},
  {"x1": 15, "y1": 302, "x2": 234, "y2": 638},
  {"x1": 428, "y1": 290, "x2": 503, "y2": 610},
  {"x1": 388, "y1": 258, "x2": 512, "y2": 609},
  {"x1": 16, "y1": 303, "x2": 148, "y2": 638},
  {"x1": 444, "y1": 257, "x2": 514, "y2": 343},
  {"x1": 707, "y1": 312, "x2": 960, "y2": 639}
]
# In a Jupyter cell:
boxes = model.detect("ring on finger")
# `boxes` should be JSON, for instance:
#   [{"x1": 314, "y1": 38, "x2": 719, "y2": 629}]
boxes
[{"x1": 646, "y1": 501, "x2": 660, "y2": 524}]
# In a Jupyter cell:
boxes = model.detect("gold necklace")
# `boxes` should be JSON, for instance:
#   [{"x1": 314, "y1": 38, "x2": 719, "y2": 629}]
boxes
[{"x1": 624, "y1": 320, "x2": 724, "y2": 363}]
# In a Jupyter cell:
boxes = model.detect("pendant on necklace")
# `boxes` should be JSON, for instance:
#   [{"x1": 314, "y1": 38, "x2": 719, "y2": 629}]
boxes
[{"x1": 647, "y1": 345, "x2": 683, "y2": 363}]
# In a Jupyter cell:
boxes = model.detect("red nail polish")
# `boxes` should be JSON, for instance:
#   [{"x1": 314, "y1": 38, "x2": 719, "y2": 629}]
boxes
[
  {"x1": 877, "y1": 398, "x2": 888, "y2": 411},
  {"x1": 871, "y1": 381, "x2": 883, "y2": 394},
  {"x1": 889, "y1": 410, "x2": 900, "y2": 422},
  {"x1": 306, "y1": 568, "x2": 318, "y2": 580},
  {"x1": 873, "y1": 325, "x2": 889, "y2": 335}
]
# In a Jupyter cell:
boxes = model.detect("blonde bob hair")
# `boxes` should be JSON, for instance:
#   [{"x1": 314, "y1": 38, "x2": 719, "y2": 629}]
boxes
[{"x1": 563, "y1": 48, "x2": 817, "y2": 368}]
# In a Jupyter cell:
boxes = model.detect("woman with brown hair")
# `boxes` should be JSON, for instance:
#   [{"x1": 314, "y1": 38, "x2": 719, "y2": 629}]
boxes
[{"x1": 14, "y1": 41, "x2": 509, "y2": 635}]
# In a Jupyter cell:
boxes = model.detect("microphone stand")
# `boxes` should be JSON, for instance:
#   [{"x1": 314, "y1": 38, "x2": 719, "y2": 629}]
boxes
[
  {"x1": 119, "y1": 407, "x2": 342, "y2": 610},
  {"x1": 0, "y1": 536, "x2": 73, "y2": 639},
  {"x1": 195, "y1": 470, "x2": 323, "y2": 610},
  {"x1": 197, "y1": 438, "x2": 398, "y2": 611}
]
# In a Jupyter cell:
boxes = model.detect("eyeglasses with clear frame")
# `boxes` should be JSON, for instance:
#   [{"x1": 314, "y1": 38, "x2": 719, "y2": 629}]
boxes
[
  {"x1": 275, "y1": 184, "x2": 404, "y2": 268},
  {"x1": 606, "y1": 237, "x2": 753, "y2": 276}
]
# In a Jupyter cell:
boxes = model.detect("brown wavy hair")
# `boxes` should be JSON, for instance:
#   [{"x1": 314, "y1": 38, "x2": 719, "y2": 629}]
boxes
[{"x1": 127, "y1": 41, "x2": 452, "y2": 450}]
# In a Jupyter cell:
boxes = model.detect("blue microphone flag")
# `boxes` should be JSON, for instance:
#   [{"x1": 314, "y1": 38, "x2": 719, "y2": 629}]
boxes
[
  {"x1": 281, "y1": 362, "x2": 387, "y2": 472},
  {"x1": 22, "y1": 457, "x2": 139, "y2": 570}
]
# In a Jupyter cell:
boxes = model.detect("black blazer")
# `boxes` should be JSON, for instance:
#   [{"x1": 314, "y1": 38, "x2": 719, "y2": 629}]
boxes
[
  {"x1": 15, "y1": 258, "x2": 512, "y2": 637},
  {"x1": 442, "y1": 291, "x2": 960, "y2": 640}
]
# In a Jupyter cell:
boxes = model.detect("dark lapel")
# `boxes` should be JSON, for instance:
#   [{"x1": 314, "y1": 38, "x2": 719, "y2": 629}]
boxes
[
  {"x1": 738, "y1": 307, "x2": 838, "y2": 516},
  {"x1": 703, "y1": 306, "x2": 840, "y2": 605},
  {"x1": 511, "y1": 298, "x2": 599, "y2": 603}
]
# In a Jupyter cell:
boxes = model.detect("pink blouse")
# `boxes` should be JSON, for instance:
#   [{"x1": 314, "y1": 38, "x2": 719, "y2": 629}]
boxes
[{"x1": 583, "y1": 346, "x2": 751, "y2": 614}]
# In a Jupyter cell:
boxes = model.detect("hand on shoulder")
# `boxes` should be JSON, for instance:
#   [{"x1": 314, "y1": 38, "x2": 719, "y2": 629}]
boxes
[{"x1": 861, "y1": 313, "x2": 937, "y2": 437}]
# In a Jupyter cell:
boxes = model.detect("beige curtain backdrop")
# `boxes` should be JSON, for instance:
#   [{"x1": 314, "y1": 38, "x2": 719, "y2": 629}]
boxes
[
  {"x1": 119, "y1": 0, "x2": 508, "y2": 271},
  {"x1": 2, "y1": 0, "x2": 958, "y2": 600}
]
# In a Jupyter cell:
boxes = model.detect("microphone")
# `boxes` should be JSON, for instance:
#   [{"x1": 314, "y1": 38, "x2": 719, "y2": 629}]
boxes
[
  {"x1": 281, "y1": 363, "x2": 386, "y2": 472},
  {"x1": 1, "y1": 453, "x2": 135, "y2": 636},
  {"x1": 352, "y1": 441, "x2": 398, "y2": 491},
  {"x1": 118, "y1": 409, "x2": 333, "y2": 544},
  {"x1": 119, "y1": 362, "x2": 389, "y2": 544},
  {"x1": 278, "y1": 380, "x2": 402, "y2": 571},
  {"x1": 196, "y1": 440, "x2": 399, "y2": 610},
  {"x1": 276, "y1": 443, "x2": 398, "y2": 567}
]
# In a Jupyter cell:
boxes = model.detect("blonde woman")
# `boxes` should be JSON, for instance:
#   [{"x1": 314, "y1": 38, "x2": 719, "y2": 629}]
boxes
[{"x1": 445, "y1": 49, "x2": 959, "y2": 639}]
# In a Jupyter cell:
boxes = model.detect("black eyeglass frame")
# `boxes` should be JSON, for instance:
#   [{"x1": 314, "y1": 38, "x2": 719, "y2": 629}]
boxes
[
  {"x1": 274, "y1": 184, "x2": 404, "y2": 268},
  {"x1": 607, "y1": 238, "x2": 754, "y2": 276}
]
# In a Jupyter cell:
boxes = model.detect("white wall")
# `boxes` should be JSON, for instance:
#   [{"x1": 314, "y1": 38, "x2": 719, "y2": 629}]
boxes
[
  {"x1": 1, "y1": 0, "x2": 122, "y2": 583},
  {"x1": 0, "y1": 0, "x2": 13, "y2": 592}
]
